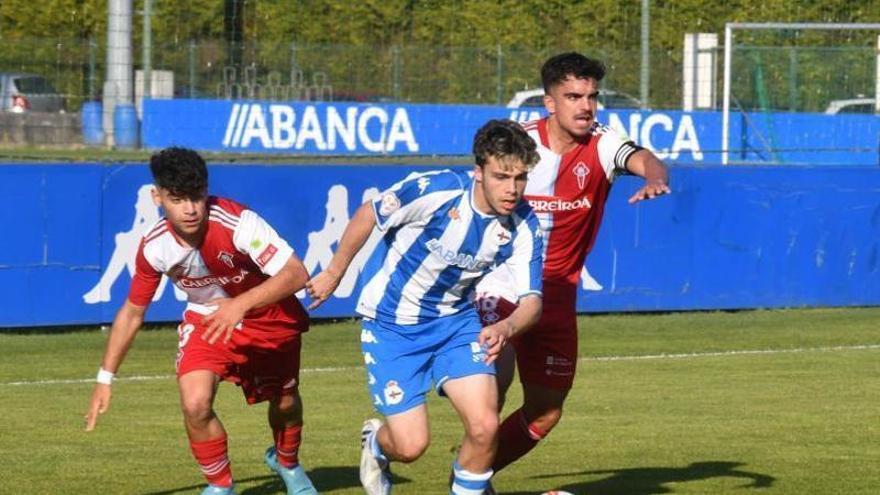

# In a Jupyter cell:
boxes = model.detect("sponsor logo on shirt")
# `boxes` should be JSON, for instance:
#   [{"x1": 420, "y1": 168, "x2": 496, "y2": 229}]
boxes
[
  {"x1": 177, "y1": 268, "x2": 250, "y2": 288},
  {"x1": 256, "y1": 243, "x2": 278, "y2": 267},
  {"x1": 426, "y1": 238, "x2": 490, "y2": 271},
  {"x1": 527, "y1": 195, "x2": 592, "y2": 213}
]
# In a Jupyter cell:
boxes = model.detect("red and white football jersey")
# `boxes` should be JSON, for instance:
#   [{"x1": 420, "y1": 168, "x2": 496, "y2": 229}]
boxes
[
  {"x1": 478, "y1": 117, "x2": 639, "y2": 300},
  {"x1": 128, "y1": 196, "x2": 307, "y2": 328}
]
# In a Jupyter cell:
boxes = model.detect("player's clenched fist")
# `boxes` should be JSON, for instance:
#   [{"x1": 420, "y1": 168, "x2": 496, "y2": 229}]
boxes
[{"x1": 85, "y1": 383, "x2": 112, "y2": 431}]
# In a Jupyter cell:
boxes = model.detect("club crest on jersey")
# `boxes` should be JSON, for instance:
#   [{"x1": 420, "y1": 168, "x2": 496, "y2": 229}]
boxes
[
  {"x1": 378, "y1": 192, "x2": 401, "y2": 216},
  {"x1": 217, "y1": 251, "x2": 235, "y2": 268},
  {"x1": 574, "y1": 161, "x2": 589, "y2": 189},
  {"x1": 490, "y1": 222, "x2": 513, "y2": 246},
  {"x1": 384, "y1": 380, "x2": 404, "y2": 405},
  {"x1": 448, "y1": 207, "x2": 460, "y2": 220}
]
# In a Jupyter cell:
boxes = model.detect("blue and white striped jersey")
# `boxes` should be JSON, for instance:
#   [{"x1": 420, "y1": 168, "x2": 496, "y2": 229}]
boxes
[{"x1": 356, "y1": 169, "x2": 544, "y2": 325}]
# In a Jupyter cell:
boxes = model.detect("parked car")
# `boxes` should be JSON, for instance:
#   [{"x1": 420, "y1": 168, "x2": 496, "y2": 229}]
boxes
[
  {"x1": 506, "y1": 87, "x2": 643, "y2": 110},
  {"x1": 0, "y1": 73, "x2": 65, "y2": 113},
  {"x1": 824, "y1": 97, "x2": 877, "y2": 115}
]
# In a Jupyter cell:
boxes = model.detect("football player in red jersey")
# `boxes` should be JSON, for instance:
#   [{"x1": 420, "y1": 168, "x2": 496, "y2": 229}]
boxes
[
  {"x1": 476, "y1": 52, "x2": 670, "y2": 476},
  {"x1": 85, "y1": 148, "x2": 317, "y2": 495}
]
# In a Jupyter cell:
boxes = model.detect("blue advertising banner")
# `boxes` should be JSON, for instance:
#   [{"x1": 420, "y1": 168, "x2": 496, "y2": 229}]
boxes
[
  {"x1": 142, "y1": 99, "x2": 879, "y2": 165},
  {"x1": 2, "y1": 163, "x2": 879, "y2": 327}
]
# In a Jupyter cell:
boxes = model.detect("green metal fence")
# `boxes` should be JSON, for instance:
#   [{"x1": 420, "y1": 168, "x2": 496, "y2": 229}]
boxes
[{"x1": 0, "y1": 37, "x2": 876, "y2": 114}]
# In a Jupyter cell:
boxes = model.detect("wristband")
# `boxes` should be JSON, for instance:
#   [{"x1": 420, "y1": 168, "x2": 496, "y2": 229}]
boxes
[{"x1": 96, "y1": 367, "x2": 115, "y2": 385}]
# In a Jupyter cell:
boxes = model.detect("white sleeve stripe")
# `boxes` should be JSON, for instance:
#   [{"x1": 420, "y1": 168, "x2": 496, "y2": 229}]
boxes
[
  {"x1": 209, "y1": 206, "x2": 240, "y2": 225},
  {"x1": 209, "y1": 214, "x2": 238, "y2": 231},
  {"x1": 144, "y1": 226, "x2": 167, "y2": 244}
]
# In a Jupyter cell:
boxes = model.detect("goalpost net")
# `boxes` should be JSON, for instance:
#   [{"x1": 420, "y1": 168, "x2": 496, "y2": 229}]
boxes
[{"x1": 721, "y1": 22, "x2": 880, "y2": 165}]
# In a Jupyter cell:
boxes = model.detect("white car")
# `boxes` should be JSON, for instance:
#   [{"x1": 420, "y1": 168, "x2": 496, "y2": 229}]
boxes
[
  {"x1": 824, "y1": 98, "x2": 878, "y2": 115},
  {"x1": 506, "y1": 88, "x2": 643, "y2": 110}
]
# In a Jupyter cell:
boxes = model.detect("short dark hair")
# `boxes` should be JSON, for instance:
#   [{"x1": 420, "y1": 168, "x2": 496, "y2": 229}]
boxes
[
  {"x1": 149, "y1": 147, "x2": 208, "y2": 198},
  {"x1": 541, "y1": 52, "x2": 606, "y2": 92},
  {"x1": 473, "y1": 119, "x2": 539, "y2": 171}
]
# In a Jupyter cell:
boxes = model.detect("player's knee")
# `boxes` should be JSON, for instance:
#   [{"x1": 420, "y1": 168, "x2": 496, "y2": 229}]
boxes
[
  {"x1": 531, "y1": 407, "x2": 563, "y2": 433},
  {"x1": 180, "y1": 394, "x2": 214, "y2": 424},
  {"x1": 389, "y1": 429, "x2": 430, "y2": 463},
  {"x1": 464, "y1": 412, "x2": 499, "y2": 447},
  {"x1": 272, "y1": 392, "x2": 300, "y2": 415}
]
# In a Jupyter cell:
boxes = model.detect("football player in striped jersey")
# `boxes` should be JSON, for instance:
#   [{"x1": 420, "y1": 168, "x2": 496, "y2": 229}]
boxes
[{"x1": 307, "y1": 120, "x2": 545, "y2": 495}]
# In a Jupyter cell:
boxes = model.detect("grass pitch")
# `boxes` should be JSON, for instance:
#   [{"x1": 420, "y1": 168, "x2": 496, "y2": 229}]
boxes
[{"x1": 1, "y1": 307, "x2": 878, "y2": 494}]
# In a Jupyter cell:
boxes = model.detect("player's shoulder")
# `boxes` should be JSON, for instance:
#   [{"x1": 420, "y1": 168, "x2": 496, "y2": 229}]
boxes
[
  {"x1": 590, "y1": 121, "x2": 626, "y2": 139},
  {"x1": 511, "y1": 199, "x2": 540, "y2": 228},
  {"x1": 520, "y1": 118, "x2": 540, "y2": 132},
  {"x1": 208, "y1": 196, "x2": 248, "y2": 232},
  {"x1": 399, "y1": 168, "x2": 468, "y2": 195},
  {"x1": 210, "y1": 196, "x2": 248, "y2": 217},
  {"x1": 520, "y1": 118, "x2": 542, "y2": 142},
  {"x1": 142, "y1": 217, "x2": 169, "y2": 245}
]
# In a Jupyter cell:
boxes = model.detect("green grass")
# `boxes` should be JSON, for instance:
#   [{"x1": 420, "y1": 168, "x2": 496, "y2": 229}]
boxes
[{"x1": 2, "y1": 307, "x2": 879, "y2": 494}]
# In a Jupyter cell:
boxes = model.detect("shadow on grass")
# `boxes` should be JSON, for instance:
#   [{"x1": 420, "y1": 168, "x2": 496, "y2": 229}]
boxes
[
  {"x1": 501, "y1": 461, "x2": 775, "y2": 495},
  {"x1": 143, "y1": 465, "x2": 411, "y2": 494}
]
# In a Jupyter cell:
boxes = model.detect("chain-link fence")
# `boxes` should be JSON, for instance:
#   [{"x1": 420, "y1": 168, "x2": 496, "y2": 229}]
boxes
[{"x1": 0, "y1": 36, "x2": 877, "y2": 146}]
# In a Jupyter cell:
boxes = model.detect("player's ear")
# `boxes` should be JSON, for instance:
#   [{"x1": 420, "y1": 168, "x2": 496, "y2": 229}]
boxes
[
  {"x1": 473, "y1": 164, "x2": 484, "y2": 183},
  {"x1": 151, "y1": 187, "x2": 162, "y2": 207},
  {"x1": 543, "y1": 93, "x2": 555, "y2": 114}
]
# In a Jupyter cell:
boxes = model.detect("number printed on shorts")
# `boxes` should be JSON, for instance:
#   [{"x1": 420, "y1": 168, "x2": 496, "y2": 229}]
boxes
[{"x1": 178, "y1": 323, "x2": 195, "y2": 349}]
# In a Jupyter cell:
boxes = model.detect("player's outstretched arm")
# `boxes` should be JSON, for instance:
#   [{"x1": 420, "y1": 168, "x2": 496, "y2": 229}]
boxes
[
  {"x1": 625, "y1": 149, "x2": 671, "y2": 203},
  {"x1": 306, "y1": 201, "x2": 377, "y2": 310},
  {"x1": 202, "y1": 255, "x2": 310, "y2": 344},
  {"x1": 85, "y1": 300, "x2": 147, "y2": 431},
  {"x1": 479, "y1": 294, "x2": 542, "y2": 364}
]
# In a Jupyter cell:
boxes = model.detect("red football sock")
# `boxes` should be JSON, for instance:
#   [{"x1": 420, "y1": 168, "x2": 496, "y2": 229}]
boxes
[
  {"x1": 493, "y1": 408, "x2": 547, "y2": 472},
  {"x1": 190, "y1": 434, "x2": 233, "y2": 487},
  {"x1": 273, "y1": 424, "x2": 302, "y2": 468}
]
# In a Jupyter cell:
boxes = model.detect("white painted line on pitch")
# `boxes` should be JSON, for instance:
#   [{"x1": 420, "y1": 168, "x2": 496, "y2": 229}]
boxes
[
  {"x1": 2, "y1": 344, "x2": 878, "y2": 387},
  {"x1": 586, "y1": 343, "x2": 880, "y2": 362}
]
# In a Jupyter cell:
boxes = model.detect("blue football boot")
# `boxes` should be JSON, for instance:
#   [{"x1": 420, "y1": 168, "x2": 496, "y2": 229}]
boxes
[{"x1": 265, "y1": 446, "x2": 319, "y2": 495}]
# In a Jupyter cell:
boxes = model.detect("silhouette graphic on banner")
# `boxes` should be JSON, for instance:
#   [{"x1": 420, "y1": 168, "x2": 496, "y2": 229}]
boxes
[
  {"x1": 82, "y1": 184, "x2": 186, "y2": 304},
  {"x1": 298, "y1": 185, "x2": 382, "y2": 299}
]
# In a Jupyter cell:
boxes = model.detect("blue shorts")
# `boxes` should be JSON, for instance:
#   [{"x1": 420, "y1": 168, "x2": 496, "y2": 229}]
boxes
[{"x1": 361, "y1": 310, "x2": 495, "y2": 416}]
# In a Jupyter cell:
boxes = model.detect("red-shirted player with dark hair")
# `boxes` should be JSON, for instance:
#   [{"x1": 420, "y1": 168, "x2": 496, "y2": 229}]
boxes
[
  {"x1": 84, "y1": 147, "x2": 318, "y2": 495},
  {"x1": 475, "y1": 53, "x2": 671, "y2": 478}
]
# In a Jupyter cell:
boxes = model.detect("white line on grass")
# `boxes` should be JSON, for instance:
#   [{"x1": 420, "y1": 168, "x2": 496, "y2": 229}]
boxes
[{"x1": 2, "y1": 344, "x2": 879, "y2": 387}]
